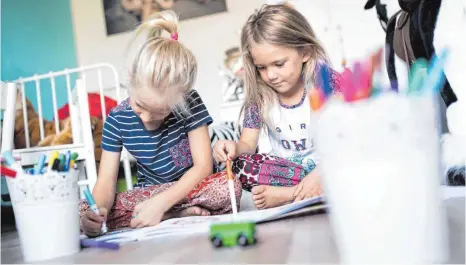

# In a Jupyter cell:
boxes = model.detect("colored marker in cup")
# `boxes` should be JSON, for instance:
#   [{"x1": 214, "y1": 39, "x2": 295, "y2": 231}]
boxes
[
  {"x1": 1, "y1": 151, "x2": 24, "y2": 174},
  {"x1": 341, "y1": 68, "x2": 355, "y2": 102},
  {"x1": 34, "y1": 154, "x2": 46, "y2": 175},
  {"x1": 0, "y1": 166, "x2": 17, "y2": 178},
  {"x1": 48, "y1": 151, "x2": 59, "y2": 171},
  {"x1": 408, "y1": 58, "x2": 428, "y2": 94},
  {"x1": 58, "y1": 153, "x2": 66, "y2": 172},
  {"x1": 309, "y1": 87, "x2": 324, "y2": 111},
  {"x1": 320, "y1": 64, "x2": 332, "y2": 97},
  {"x1": 69, "y1": 153, "x2": 79, "y2": 170},
  {"x1": 422, "y1": 49, "x2": 448, "y2": 94},
  {"x1": 64, "y1": 151, "x2": 71, "y2": 171}
]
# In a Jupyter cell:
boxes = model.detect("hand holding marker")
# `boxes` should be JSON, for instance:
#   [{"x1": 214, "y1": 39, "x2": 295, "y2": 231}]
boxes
[{"x1": 82, "y1": 185, "x2": 108, "y2": 234}]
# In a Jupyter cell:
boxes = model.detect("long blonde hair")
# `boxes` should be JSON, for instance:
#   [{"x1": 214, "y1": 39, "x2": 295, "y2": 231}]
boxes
[
  {"x1": 240, "y1": 4, "x2": 329, "y2": 129},
  {"x1": 130, "y1": 10, "x2": 197, "y2": 116}
]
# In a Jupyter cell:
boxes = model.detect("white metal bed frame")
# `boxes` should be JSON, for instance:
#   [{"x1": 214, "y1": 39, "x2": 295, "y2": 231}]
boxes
[{"x1": 1, "y1": 64, "x2": 134, "y2": 197}]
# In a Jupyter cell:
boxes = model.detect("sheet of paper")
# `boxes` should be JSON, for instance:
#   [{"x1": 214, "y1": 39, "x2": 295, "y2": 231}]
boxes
[{"x1": 85, "y1": 196, "x2": 325, "y2": 244}]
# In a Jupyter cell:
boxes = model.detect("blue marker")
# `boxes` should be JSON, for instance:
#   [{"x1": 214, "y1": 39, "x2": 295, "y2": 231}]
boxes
[
  {"x1": 320, "y1": 64, "x2": 332, "y2": 97},
  {"x1": 1, "y1": 151, "x2": 24, "y2": 174},
  {"x1": 34, "y1": 154, "x2": 46, "y2": 175},
  {"x1": 64, "y1": 151, "x2": 71, "y2": 172},
  {"x1": 83, "y1": 186, "x2": 108, "y2": 234},
  {"x1": 422, "y1": 49, "x2": 448, "y2": 94},
  {"x1": 1, "y1": 151, "x2": 16, "y2": 167}
]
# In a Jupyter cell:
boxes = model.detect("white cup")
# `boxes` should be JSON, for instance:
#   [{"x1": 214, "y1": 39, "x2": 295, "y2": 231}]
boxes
[
  {"x1": 6, "y1": 170, "x2": 81, "y2": 263},
  {"x1": 315, "y1": 92, "x2": 449, "y2": 263}
]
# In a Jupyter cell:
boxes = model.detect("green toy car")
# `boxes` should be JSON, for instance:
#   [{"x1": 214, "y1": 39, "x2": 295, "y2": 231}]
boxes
[{"x1": 209, "y1": 221, "x2": 257, "y2": 248}]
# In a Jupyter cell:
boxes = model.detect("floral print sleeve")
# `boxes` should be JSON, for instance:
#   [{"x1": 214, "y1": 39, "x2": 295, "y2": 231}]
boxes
[{"x1": 243, "y1": 104, "x2": 262, "y2": 129}]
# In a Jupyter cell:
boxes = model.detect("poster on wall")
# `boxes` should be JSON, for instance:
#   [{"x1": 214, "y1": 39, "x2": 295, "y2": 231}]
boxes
[{"x1": 102, "y1": 0, "x2": 228, "y2": 36}]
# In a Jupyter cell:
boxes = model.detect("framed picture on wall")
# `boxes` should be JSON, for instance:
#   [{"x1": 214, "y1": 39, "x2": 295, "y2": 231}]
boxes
[{"x1": 102, "y1": 0, "x2": 228, "y2": 36}]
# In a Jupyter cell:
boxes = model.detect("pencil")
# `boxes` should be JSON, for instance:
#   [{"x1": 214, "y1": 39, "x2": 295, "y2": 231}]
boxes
[{"x1": 226, "y1": 159, "x2": 238, "y2": 217}]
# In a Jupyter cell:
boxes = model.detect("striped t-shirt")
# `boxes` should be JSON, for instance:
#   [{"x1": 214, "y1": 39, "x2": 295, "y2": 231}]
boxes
[{"x1": 101, "y1": 90, "x2": 213, "y2": 187}]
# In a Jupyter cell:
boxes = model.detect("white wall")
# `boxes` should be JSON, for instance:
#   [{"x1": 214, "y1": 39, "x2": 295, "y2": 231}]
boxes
[
  {"x1": 71, "y1": 0, "x2": 264, "y2": 122},
  {"x1": 293, "y1": 0, "x2": 400, "y2": 69},
  {"x1": 71, "y1": 0, "x2": 403, "y2": 122}
]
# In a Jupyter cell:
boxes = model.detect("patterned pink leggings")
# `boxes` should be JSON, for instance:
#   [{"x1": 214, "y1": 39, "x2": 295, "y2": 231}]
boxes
[
  {"x1": 79, "y1": 171, "x2": 242, "y2": 230},
  {"x1": 232, "y1": 153, "x2": 316, "y2": 191}
]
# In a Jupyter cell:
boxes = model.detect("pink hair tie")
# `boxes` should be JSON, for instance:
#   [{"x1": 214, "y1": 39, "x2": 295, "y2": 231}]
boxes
[{"x1": 171, "y1": 33, "x2": 178, "y2": 41}]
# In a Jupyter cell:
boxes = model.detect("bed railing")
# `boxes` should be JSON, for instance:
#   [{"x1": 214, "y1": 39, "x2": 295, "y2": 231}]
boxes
[{"x1": 2, "y1": 63, "x2": 134, "y2": 192}]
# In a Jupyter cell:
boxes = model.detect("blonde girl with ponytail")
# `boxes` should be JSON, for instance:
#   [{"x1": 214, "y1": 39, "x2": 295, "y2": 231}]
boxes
[{"x1": 80, "y1": 11, "x2": 241, "y2": 237}]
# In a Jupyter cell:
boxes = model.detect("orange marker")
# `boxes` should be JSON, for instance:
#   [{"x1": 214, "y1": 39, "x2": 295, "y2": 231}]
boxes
[
  {"x1": 226, "y1": 160, "x2": 238, "y2": 217},
  {"x1": 309, "y1": 88, "x2": 324, "y2": 110}
]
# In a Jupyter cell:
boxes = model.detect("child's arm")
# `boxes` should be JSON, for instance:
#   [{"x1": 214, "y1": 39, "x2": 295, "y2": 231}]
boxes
[
  {"x1": 92, "y1": 110, "x2": 124, "y2": 211},
  {"x1": 214, "y1": 103, "x2": 262, "y2": 162},
  {"x1": 236, "y1": 128, "x2": 260, "y2": 156},
  {"x1": 92, "y1": 150, "x2": 121, "y2": 211},
  {"x1": 236, "y1": 103, "x2": 262, "y2": 156}
]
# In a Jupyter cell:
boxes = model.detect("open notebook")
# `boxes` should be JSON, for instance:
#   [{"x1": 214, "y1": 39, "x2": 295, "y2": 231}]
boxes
[{"x1": 84, "y1": 196, "x2": 326, "y2": 244}]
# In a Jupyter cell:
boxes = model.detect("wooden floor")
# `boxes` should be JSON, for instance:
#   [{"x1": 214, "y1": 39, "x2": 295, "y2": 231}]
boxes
[{"x1": 2, "y1": 198, "x2": 464, "y2": 264}]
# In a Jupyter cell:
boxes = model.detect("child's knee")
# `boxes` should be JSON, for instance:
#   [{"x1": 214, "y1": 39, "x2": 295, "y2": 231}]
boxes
[{"x1": 212, "y1": 174, "x2": 242, "y2": 209}]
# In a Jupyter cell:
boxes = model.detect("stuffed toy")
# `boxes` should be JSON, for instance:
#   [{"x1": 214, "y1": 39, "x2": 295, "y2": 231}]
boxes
[
  {"x1": 364, "y1": 0, "x2": 465, "y2": 185},
  {"x1": 37, "y1": 117, "x2": 72, "y2": 147},
  {"x1": 37, "y1": 116, "x2": 104, "y2": 162},
  {"x1": 14, "y1": 88, "x2": 61, "y2": 149},
  {"x1": 14, "y1": 89, "x2": 108, "y2": 162}
]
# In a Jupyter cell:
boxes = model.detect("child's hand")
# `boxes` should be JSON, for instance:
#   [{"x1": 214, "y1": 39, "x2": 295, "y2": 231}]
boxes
[
  {"x1": 213, "y1": 140, "x2": 237, "y2": 163},
  {"x1": 130, "y1": 198, "x2": 166, "y2": 228},
  {"x1": 82, "y1": 207, "x2": 108, "y2": 237},
  {"x1": 293, "y1": 171, "x2": 323, "y2": 202}
]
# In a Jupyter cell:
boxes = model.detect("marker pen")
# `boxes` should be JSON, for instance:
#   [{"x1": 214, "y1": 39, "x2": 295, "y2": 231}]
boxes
[{"x1": 83, "y1": 186, "x2": 108, "y2": 234}]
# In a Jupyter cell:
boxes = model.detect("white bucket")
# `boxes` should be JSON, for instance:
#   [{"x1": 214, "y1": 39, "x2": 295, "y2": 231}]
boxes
[
  {"x1": 315, "y1": 92, "x2": 449, "y2": 263},
  {"x1": 6, "y1": 169, "x2": 81, "y2": 263}
]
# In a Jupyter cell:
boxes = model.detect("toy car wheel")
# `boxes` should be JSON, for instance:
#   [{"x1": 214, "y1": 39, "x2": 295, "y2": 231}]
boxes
[
  {"x1": 237, "y1": 234, "x2": 248, "y2": 246},
  {"x1": 211, "y1": 236, "x2": 223, "y2": 248}
]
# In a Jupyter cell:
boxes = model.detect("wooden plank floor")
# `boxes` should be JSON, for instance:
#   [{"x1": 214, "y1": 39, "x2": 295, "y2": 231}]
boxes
[{"x1": 2, "y1": 198, "x2": 464, "y2": 264}]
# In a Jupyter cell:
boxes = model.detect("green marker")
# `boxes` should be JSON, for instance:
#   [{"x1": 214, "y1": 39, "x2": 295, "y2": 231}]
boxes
[
  {"x1": 69, "y1": 152, "x2": 79, "y2": 170},
  {"x1": 408, "y1": 58, "x2": 428, "y2": 94},
  {"x1": 58, "y1": 153, "x2": 66, "y2": 171}
]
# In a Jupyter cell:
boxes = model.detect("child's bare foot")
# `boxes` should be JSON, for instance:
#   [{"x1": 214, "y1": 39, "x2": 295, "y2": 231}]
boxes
[
  {"x1": 163, "y1": 206, "x2": 211, "y2": 220},
  {"x1": 177, "y1": 206, "x2": 211, "y2": 217},
  {"x1": 251, "y1": 185, "x2": 295, "y2": 209}
]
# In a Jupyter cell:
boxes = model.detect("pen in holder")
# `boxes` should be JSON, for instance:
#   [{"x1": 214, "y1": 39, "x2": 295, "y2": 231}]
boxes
[{"x1": 5, "y1": 169, "x2": 81, "y2": 263}]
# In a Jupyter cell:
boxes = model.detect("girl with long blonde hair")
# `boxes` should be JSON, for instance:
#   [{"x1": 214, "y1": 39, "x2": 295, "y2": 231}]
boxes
[
  {"x1": 214, "y1": 4, "x2": 340, "y2": 209},
  {"x1": 80, "y1": 11, "x2": 241, "y2": 237}
]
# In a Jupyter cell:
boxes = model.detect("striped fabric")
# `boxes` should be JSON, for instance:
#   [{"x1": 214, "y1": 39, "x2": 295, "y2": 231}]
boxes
[{"x1": 101, "y1": 90, "x2": 213, "y2": 187}]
